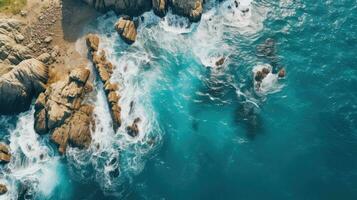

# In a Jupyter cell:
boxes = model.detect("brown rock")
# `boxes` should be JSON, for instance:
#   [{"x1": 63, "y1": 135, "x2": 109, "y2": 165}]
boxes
[
  {"x1": 215, "y1": 57, "x2": 225, "y2": 66},
  {"x1": 171, "y1": 0, "x2": 203, "y2": 22},
  {"x1": 86, "y1": 34, "x2": 99, "y2": 52},
  {"x1": 126, "y1": 118, "x2": 141, "y2": 137},
  {"x1": 0, "y1": 143, "x2": 11, "y2": 164},
  {"x1": 153, "y1": 0, "x2": 168, "y2": 17},
  {"x1": 278, "y1": 68, "x2": 286, "y2": 78},
  {"x1": 0, "y1": 184, "x2": 7, "y2": 195},
  {"x1": 115, "y1": 17, "x2": 137, "y2": 44},
  {"x1": 255, "y1": 71, "x2": 264, "y2": 82}
]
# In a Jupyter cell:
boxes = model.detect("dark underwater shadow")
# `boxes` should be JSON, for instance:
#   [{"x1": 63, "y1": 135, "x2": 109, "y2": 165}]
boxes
[{"x1": 61, "y1": 0, "x2": 100, "y2": 42}]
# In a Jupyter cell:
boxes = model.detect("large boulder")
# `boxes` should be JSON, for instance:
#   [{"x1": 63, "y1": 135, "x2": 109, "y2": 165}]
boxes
[
  {"x1": 34, "y1": 67, "x2": 94, "y2": 154},
  {"x1": 0, "y1": 59, "x2": 48, "y2": 115},
  {"x1": 0, "y1": 143, "x2": 11, "y2": 164},
  {"x1": 114, "y1": 17, "x2": 137, "y2": 44},
  {"x1": 82, "y1": 0, "x2": 152, "y2": 16},
  {"x1": 171, "y1": 0, "x2": 203, "y2": 22}
]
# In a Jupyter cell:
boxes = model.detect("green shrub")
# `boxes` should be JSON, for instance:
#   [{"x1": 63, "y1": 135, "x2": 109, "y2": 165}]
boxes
[{"x1": 0, "y1": 0, "x2": 27, "y2": 14}]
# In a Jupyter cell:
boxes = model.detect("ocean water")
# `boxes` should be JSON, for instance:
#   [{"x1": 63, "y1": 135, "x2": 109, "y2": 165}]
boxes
[{"x1": 1, "y1": 0, "x2": 357, "y2": 199}]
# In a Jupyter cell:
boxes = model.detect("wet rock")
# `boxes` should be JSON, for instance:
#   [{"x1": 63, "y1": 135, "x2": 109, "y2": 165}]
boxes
[
  {"x1": 0, "y1": 143, "x2": 11, "y2": 164},
  {"x1": 114, "y1": 17, "x2": 137, "y2": 44},
  {"x1": 126, "y1": 118, "x2": 141, "y2": 137},
  {"x1": 171, "y1": 0, "x2": 203, "y2": 22},
  {"x1": 86, "y1": 34, "x2": 122, "y2": 131},
  {"x1": 254, "y1": 71, "x2": 264, "y2": 82},
  {"x1": 86, "y1": 34, "x2": 99, "y2": 52},
  {"x1": 278, "y1": 68, "x2": 286, "y2": 78},
  {"x1": 153, "y1": 0, "x2": 168, "y2": 17},
  {"x1": 34, "y1": 67, "x2": 94, "y2": 154},
  {"x1": 0, "y1": 184, "x2": 7, "y2": 195},
  {"x1": 0, "y1": 59, "x2": 48, "y2": 115},
  {"x1": 215, "y1": 57, "x2": 225, "y2": 66}
]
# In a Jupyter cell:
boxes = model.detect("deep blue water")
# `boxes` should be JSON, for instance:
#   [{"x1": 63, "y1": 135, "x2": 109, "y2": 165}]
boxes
[{"x1": 1, "y1": 0, "x2": 357, "y2": 199}]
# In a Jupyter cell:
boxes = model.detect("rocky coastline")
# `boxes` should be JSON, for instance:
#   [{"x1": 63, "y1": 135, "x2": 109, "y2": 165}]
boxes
[{"x1": 0, "y1": 0, "x2": 208, "y2": 196}]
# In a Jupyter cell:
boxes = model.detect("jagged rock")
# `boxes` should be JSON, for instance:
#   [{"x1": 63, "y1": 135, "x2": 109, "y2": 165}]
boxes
[
  {"x1": 82, "y1": 0, "x2": 152, "y2": 16},
  {"x1": 34, "y1": 67, "x2": 94, "y2": 154},
  {"x1": 278, "y1": 68, "x2": 286, "y2": 78},
  {"x1": 0, "y1": 59, "x2": 48, "y2": 115},
  {"x1": 37, "y1": 53, "x2": 51, "y2": 63},
  {"x1": 86, "y1": 34, "x2": 99, "y2": 52},
  {"x1": 215, "y1": 57, "x2": 225, "y2": 66},
  {"x1": 126, "y1": 118, "x2": 141, "y2": 137},
  {"x1": 0, "y1": 184, "x2": 7, "y2": 195},
  {"x1": 86, "y1": 34, "x2": 122, "y2": 131},
  {"x1": 114, "y1": 17, "x2": 137, "y2": 44},
  {"x1": 153, "y1": 0, "x2": 168, "y2": 17},
  {"x1": 171, "y1": 0, "x2": 203, "y2": 22},
  {"x1": 0, "y1": 19, "x2": 32, "y2": 65},
  {"x1": 44, "y1": 36, "x2": 53, "y2": 43},
  {"x1": 0, "y1": 143, "x2": 11, "y2": 164}
]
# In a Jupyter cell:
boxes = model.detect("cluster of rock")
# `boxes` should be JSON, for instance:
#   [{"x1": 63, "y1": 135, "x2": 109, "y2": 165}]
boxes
[
  {"x1": 86, "y1": 34, "x2": 122, "y2": 131},
  {"x1": 34, "y1": 67, "x2": 94, "y2": 154},
  {"x1": 0, "y1": 143, "x2": 10, "y2": 195},
  {"x1": 0, "y1": 59, "x2": 48, "y2": 114},
  {"x1": 114, "y1": 16, "x2": 138, "y2": 44},
  {"x1": 82, "y1": 0, "x2": 203, "y2": 22}
]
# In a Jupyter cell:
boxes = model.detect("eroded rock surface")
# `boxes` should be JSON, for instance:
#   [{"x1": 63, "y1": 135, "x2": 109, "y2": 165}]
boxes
[
  {"x1": 86, "y1": 34, "x2": 122, "y2": 131},
  {"x1": 0, "y1": 59, "x2": 48, "y2": 114},
  {"x1": 114, "y1": 17, "x2": 137, "y2": 44},
  {"x1": 0, "y1": 143, "x2": 11, "y2": 164},
  {"x1": 153, "y1": 0, "x2": 168, "y2": 17},
  {"x1": 0, "y1": 184, "x2": 7, "y2": 195},
  {"x1": 171, "y1": 0, "x2": 203, "y2": 22},
  {"x1": 82, "y1": 0, "x2": 152, "y2": 16},
  {"x1": 34, "y1": 67, "x2": 94, "y2": 154}
]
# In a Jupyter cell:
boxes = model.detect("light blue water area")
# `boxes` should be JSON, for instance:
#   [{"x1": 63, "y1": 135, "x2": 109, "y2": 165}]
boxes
[{"x1": 1, "y1": 0, "x2": 357, "y2": 199}]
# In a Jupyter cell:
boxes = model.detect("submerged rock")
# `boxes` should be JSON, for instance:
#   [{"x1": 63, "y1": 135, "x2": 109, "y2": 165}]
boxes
[
  {"x1": 34, "y1": 67, "x2": 94, "y2": 154},
  {"x1": 0, "y1": 184, "x2": 7, "y2": 195},
  {"x1": 278, "y1": 68, "x2": 286, "y2": 78},
  {"x1": 215, "y1": 57, "x2": 225, "y2": 66},
  {"x1": 86, "y1": 34, "x2": 122, "y2": 131},
  {"x1": 115, "y1": 17, "x2": 137, "y2": 44},
  {"x1": 0, "y1": 59, "x2": 48, "y2": 115},
  {"x1": 0, "y1": 143, "x2": 11, "y2": 164},
  {"x1": 126, "y1": 118, "x2": 141, "y2": 137}
]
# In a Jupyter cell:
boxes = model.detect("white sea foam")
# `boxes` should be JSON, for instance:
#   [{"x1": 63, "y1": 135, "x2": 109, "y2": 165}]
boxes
[
  {"x1": 0, "y1": 109, "x2": 60, "y2": 200},
  {"x1": 159, "y1": 11, "x2": 196, "y2": 34}
]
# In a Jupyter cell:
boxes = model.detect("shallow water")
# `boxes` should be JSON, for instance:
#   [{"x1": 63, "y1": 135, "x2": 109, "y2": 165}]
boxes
[{"x1": 1, "y1": 0, "x2": 357, "y2": 199}]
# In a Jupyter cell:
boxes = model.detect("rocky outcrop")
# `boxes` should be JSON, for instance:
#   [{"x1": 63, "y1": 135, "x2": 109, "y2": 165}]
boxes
[
  {"x1": 82, "y1": 0, "x2": 152, "y2": 16},
  {"x1": 86, "y1": 34, "x2": 121, "y2": 131},
  {"x1": 0, "y1": 19, "x2": 32, "y2": 65},
  {"x1": 126, "y1": 118, "x2": 141, "y2": 137},
  {"x1": 34, "y1": 67, "x2": 94, "y2": 154},
  {"x1": 0, "y1": 59, "x2": 48, "y2": 115},
  {"x1": 0, "y1": 184, "x2": 7, "y2": 195},
  {"x1": 153, "y1": 0, "x2": 168, "y2": 17},
  {"x1": 82, "y1": 0, "x2": 203, "y2": 21},
  {"x1": 171, "y1": 0, "x2": 203, "y2": 22},
  {"x1": 0, "y1": 143, "x2": 11, "y2": 164},
  {"x1": 114, "y1": 17, "x2": 137, "y2": 44}
]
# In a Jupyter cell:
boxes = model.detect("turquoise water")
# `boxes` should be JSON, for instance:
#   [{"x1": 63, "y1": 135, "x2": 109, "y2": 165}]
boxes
[{"x1": 1, "y1": 0, "x2": 357, "y2": 199}]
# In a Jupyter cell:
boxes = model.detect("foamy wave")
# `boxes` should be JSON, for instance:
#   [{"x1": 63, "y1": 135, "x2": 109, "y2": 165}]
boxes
[
  {"x1": 253, "y1": 64, "x2": 283, "y2": 94},
  {"x1": 159, "y1": 11, "x2": 196, "y2": 34},
  {"x1": 0, "y1": 109, "x2": 61, "y2": 200}
]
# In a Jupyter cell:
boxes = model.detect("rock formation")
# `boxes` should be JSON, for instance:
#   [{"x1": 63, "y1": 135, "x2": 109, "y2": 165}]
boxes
[
  {"x1": 114, "y1": 16, "x2": 137, "y2": 44},
  {"x1": 82, "y1": 0, "x2": 203, "y2": 21},
  {"x1": 171, "y1": 0, "x2": 203, "y2": 22},
  {"x1": 126, "y1": 118, "x2": 141, "y2": 137},
  {"x1": 34, "y1": 67, "x2": 94, "y2": 154},
  {"x1": 0, "y1": 143, "x2": 11, "y2": 164},
  {"x1": 82, "y1": 0, "x2": 152, "y2": 16},
  {"x1": 86, "y1": 34, "x2": 122, "y2": 131},
  {"x1": 0, "y1": 19, "x2": 32, "y2": 66},
  {"x1": 0, "y1": 59, "x2": 48, "y2": 114},
  {"x1": 153, "y1": 0, "x2": 168, "y2": 17},
  {"x1": 0, "y1": 184, "x2": 7, "y2": 195}
]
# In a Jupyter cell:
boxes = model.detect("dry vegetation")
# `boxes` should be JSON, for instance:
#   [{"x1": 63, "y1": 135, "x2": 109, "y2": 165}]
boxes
[{"x1": 0, "y1": 0, "x2": 27, "y2": 14}]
